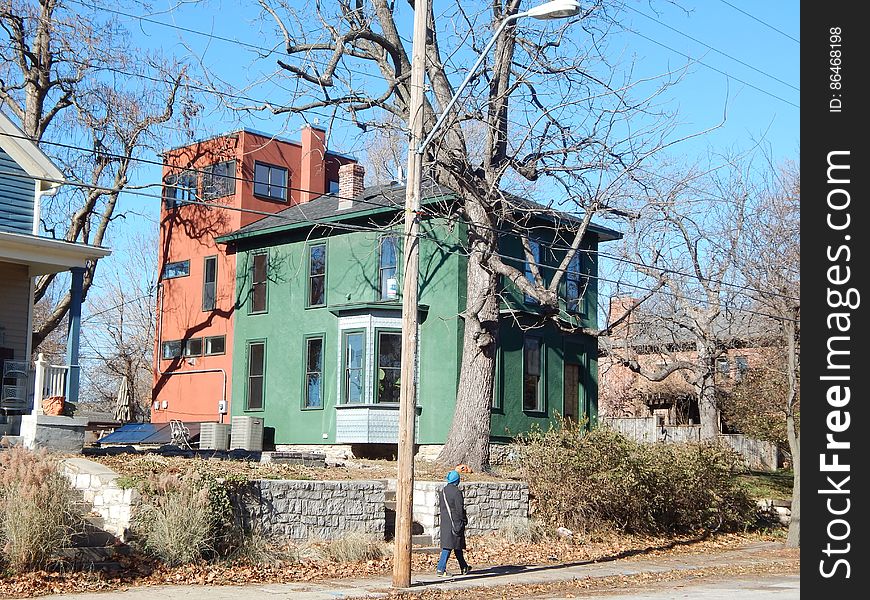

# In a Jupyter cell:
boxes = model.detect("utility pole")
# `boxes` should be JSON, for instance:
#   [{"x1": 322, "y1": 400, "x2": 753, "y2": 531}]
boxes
[{"x1": 392, "y1": 0, "x2": 428, "y2": 588}]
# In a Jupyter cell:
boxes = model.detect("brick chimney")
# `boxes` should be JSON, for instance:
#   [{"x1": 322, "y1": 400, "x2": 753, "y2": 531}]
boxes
[
  {"x1": 338, "y1": 163, "x2": 365, "y2": 210},
  {"x1": 608, "y1": 296, "x2": 638, "y2": 339},
  {"x1": 299, "y1": 125, "x2": 326, "y2": 203}
]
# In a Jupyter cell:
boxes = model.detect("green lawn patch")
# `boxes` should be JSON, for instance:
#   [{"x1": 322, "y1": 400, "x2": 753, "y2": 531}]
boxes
[{"x1": 738, "y1": 470, "x2": 794, "y2": 501}]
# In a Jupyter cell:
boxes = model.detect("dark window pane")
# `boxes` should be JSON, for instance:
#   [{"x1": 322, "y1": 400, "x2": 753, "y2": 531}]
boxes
[
  {"x1": 310, "y1": 245, "x2": 326, "y2": 275},
  {"x1": 184, "y1": 338, "x2": 203, "y2": 356},
  {"x1": 307, "y1": 338, "x2": 323, "y2": 372},
  {"x1": 308, "y1": 245, "x2": 326, "y2": 306},
  {"x1": 248, "y1": 377, "x2": 263, "y2": 410},
  {"x1": 203, "y1": 257, "x2": 217, "y2": 311},
  {"x1": 249, "y1": 343, "x2": 265, "y2": 376},
  {"x1": 376, "y1": 332, "x2": 402, "y2": 403},
  {"x1": 205, "y1": 336, "x2": 225, "y2": 355},
  {"x1": 251, "y1": 254, "x2": 267, "y2": 312},
  {"x1": 254, "y1": 162, "x2": 287, "y2": 200},
  {"x1": 523, "y1": 338, "x2": 541, "y2": 411}
]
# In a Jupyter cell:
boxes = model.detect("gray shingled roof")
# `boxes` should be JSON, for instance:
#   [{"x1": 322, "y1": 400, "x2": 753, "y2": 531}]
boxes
[{"x1": 218, "y1": 178, "x2": 621, "y2": 242}]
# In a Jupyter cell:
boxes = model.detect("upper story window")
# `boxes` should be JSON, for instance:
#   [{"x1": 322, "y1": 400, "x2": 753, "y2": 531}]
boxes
[
  {"x1": 523, "y1": 336, "x2": 543, "y2": 412},
  {"x1": 328, "y1": 179, "x2": 340, "y2": 194},
  {"x1": 202, "y1": 160, "x2": 236, "y2": 200},
  {"x1": 379, "y1": 235, "x2": 399, "y2": 300},
  {"x1": 735, "y1": 355, "x2": 750, "y2": 381},
  {"x1": 250, "y1": 252, "x2": 268, "y2": 313},
  {"x1": 524, "y1": 239, "x2": 542, "y2": 304},
  {"x1": 308, "y1": 244, "x2": 326, "y2": 307},
  {"x1": 716, "y1": 356, "x2": 730, "y2": 376},
  {"x1": 253, "y1": 161, "x2": 288, "y2": 201},
  {"x1": 161, "y1": 340, "x2": 183, "y2": 360},
  {"x1": 565, "y1": 251, "x2": 584, "y2": 314},
  {"x1": 163, "y1": 170, "x2": 198, "y2": 207},
  {"x1": 203, "y1": 256, "x2": 217, "y2": 311},
  {"x1": 163, "y1": 260, "x2": 190, "y2": 279}
]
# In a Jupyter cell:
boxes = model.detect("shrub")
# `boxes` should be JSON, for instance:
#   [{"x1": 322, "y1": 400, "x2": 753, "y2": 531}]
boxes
[
  {"x1": 318, "y1": 531, "x2": 388, "y2": 563},
  {"x1": 511, "y1": 421, "x2": 756, "y2": 535},
  {"x1": 497, "y1": 516, "x2": 548, "y2": 544},
  {"x1": 134, "y1": 472, "x2": 214, "y2": 566},
  {"x1": 0, "y1": 447, "x2": 80, "y2": 572}
]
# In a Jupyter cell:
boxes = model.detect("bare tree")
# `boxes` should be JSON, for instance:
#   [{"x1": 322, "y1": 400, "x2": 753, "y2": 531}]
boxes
[
  {"x1": 249, "y1": 0, "x2": 690, "y2": 468},
  {"x1": 603, "y1": 158, "x2": 768, "y2": 440},
  {"x1": 734, "y1": 160, "x2": 799, "y2": 547},
  {"x1": 0, "y1": 0, "x2": 191, "y2": 349},
  {"x1": 80, "y1": 231, "x2": 157, "y2": 422}
]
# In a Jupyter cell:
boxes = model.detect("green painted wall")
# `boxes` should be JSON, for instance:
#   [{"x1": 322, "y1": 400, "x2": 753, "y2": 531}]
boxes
[{"x1": 228, "y1": 212, "x2": 601, "y2": 446}]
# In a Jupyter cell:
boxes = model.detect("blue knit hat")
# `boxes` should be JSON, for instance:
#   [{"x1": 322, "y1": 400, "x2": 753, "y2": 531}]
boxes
[{"x1": 446, "y1": 470, "x2": 460, "y2": 484}]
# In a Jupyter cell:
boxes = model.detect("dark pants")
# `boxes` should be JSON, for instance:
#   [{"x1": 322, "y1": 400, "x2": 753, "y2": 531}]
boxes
[{"x1": 437, "y1": 547, "x2": 468, "y2": 572}]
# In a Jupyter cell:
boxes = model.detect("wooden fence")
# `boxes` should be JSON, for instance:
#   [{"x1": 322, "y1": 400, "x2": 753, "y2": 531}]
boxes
[{"x1": 601, "y1": 417, "x2": 778, "y2": 472}]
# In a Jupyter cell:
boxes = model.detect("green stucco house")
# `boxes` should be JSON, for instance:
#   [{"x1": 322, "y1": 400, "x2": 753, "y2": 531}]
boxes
[{"x1": 216, "y1": 176, "x2": 620, "y2": 453}]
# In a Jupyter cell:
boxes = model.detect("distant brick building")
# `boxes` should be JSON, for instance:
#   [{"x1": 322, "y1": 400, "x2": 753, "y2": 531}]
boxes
[{"x1": 598, "y1": 296, "x2": 778, "y2": 429}]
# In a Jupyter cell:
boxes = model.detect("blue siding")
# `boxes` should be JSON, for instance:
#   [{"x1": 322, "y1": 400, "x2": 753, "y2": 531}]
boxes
[{"x1": 0, "y1": 148, "x2": 35, "y2": 234}]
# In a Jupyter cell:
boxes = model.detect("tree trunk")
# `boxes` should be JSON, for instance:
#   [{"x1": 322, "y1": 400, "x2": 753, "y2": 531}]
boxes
[
  {"x1": 786, "y1": 416, "x2": 800, "y2": 548},
  {"x1": 437, "y1": 225, "x2": 499, "y2": 470},
  {"x1": 784, "y1": 314, "x2": 799, "y2": 548},
  {"x1": 696, "y1": 341, "x2": 719, "y2": 440}
]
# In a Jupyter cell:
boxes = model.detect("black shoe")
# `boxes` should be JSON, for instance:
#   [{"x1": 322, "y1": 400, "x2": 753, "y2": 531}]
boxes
[{"x1": 460, "y1": 565, "x2": 472, "y2": 575}]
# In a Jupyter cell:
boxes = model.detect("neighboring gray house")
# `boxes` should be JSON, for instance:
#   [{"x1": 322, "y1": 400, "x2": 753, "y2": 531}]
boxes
[{"x1": 0, "y1": 110, "x2": 111, "y2": 437}]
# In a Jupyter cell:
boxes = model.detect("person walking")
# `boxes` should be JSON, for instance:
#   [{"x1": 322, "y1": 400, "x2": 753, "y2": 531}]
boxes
[{"x1": 436, "y1": 470, "x2": 471, "y2": 577}]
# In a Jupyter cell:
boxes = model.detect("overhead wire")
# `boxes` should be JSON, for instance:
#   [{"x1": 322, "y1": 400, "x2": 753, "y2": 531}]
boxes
[{"x1": 714, "y1": 0, "x2": 800, "y2": 44}]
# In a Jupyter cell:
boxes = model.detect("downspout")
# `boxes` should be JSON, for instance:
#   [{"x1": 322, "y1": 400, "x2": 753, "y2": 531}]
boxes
[{"x1": 155, "y1": 282, "x2": 227, "y2": 424}]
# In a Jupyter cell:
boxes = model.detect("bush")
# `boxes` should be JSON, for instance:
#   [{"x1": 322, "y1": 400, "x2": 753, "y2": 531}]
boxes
[
  {"x1": 133, "y1": 472, "x2": 214, "y2": 566},
  {"x1": 511, "y1": 422, "x2": 756, "y2": 535},
  {"x1": 497, "y1": 516, "x2": 548, "y2": 544},
  {"x1": 318, "y1": 531, "x2": 388, "y2": 563},
  {"x1": 0, "y1": 447, "x2": 80, "y2": 572}
]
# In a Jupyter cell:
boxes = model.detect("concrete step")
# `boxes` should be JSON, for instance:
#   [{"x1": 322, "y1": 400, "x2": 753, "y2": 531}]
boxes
[
  {"x1": 56, "y1": 545, "x2": 131, "y2": 570},
  {"x1": 412, "y1": 534, "x2": 433, "y2": 546}
]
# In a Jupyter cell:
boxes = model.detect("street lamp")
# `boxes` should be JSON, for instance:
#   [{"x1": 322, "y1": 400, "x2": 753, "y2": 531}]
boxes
[{"x1": 393, "y1": 0, "x2": 581, "y2": 589}]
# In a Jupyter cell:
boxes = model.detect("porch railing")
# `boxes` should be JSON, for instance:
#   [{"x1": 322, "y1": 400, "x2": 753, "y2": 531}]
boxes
[{"x1": 32, "y1": 353, "x2": 68, "y2": 415}]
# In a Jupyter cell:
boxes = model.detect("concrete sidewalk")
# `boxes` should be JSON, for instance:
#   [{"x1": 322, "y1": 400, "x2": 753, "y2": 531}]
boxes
[{"x1": 35, "y1": 542, "x2": 797, "y2": 600}]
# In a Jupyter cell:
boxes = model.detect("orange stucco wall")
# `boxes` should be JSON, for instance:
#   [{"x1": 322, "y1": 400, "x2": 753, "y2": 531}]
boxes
[{"x1": 152, "y1": 127, "x2": 353, "y2": 423}]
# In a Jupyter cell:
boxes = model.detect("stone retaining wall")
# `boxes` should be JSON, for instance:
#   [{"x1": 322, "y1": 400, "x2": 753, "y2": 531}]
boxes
[
  {"x1": 236, "y1": 480, "x2": 385, "y2": 540},
  {"x1": 413, "y1": 481, "x2": 529, "y2": 544}
]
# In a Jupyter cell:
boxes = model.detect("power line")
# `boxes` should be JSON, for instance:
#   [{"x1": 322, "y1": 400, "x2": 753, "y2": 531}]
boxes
[
  {"x1": 624, "y1": 26, "x2": 799, "y2": 109},
  {"x1": 0, "y1": 129, "x2": 798, "y2": 304},
  {"x1": 714, "y1": 0, "x2": 800, "y2": 44},
  {"x1": 624, "y1": 4, "x2": 798, "y2": 92}
]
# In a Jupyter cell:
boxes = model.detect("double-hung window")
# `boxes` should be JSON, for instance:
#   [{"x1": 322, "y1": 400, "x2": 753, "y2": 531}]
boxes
[
  {"x1": 308, "y1": 244, "x2": 326, "y2": 306},
  {"x1": 565, "y1": 251, "x2": 583, "y2": 314},
  {"x1": 379, "y1": 235, "x2": 399, "y2": 300},
  {"x1": 304, "y1": 336, "x2": 324, "y2": 409},
  {"x1": 375, "y1": 331, "x2": 402, "y2": 403},
  {"x1": 203, "y1": 256, "x2": 217, "y2": 311},
  {"x1": 523, "y1": 239, "x2": 542, "y2": 304},
  {"x1": 246, "y1": 341, "x2": 265, "y2": 410},
  {"x1": 523, "y1": 337, "x2": 543, "y2": 411},
  {"x1": 253, "y1": 162, "x2": 288, "y2": 201},
  {"x1": 343, "y1": 332, "x2": 365, "y2": 403},
  {"x1": 250, "y1": 253, "x2": 268, "y2": 313}
]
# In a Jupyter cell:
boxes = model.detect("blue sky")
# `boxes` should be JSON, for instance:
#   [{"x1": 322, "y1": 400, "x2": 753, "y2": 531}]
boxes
[{"x1": 91, "y1": 0, "x2": 799, "y2": 288}]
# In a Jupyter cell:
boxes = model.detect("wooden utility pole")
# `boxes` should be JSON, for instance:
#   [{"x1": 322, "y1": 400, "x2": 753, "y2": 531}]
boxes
[{"x1": 393, "y1": 0, "x2": 429, "y2": 588}]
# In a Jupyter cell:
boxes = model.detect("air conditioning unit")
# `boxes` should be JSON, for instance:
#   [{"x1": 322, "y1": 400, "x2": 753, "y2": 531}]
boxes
[
  {"x1": 230, "y1": 416, "x2": 264, "y2": 451},
  {"x1": 199, "y1": 422, "x2": 231, "y2": 451}
]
